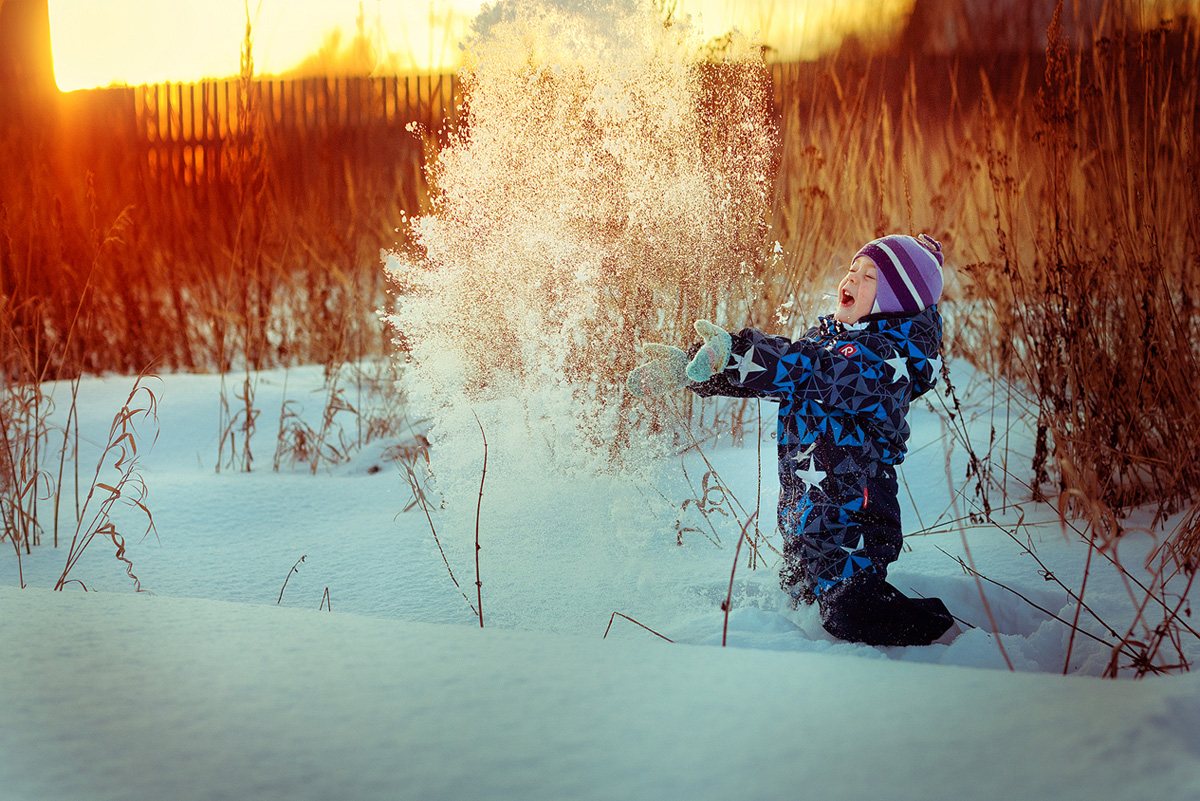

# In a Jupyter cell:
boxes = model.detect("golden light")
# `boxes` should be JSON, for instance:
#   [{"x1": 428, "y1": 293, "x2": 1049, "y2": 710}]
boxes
[
  {"x1": 48, "y1": 0, "x2": 489, "y2": 91},
  {"x1": 677, "y1": 0, "x2": 913, "y2": 60},
  {"x1": 47, "y1": 0, "x2": 912, "y2": 92}
]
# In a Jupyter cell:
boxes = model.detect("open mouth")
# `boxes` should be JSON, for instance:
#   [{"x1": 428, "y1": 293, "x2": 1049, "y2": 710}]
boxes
[{"x1": 840, "y1": 288, "x2": 855, "y2": 306}]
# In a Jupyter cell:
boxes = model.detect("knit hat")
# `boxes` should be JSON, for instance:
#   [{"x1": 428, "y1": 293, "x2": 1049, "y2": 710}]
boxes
[{"x1": 854, "y1": 234, "x2": 944, "y2": 315}]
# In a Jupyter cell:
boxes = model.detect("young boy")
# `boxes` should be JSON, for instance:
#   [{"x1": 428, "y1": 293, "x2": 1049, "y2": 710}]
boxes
[{"x1": 628, "y1": 234, "x2": 955, "y2": 646}]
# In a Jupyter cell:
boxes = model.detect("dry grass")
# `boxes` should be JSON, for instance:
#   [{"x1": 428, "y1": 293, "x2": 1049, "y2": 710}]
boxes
[
  {"x1": 3, "y1": 7, "x2": 1193, "y2": 514},
  {"x1": 966, "y1": 14, "x2": 1198, "y2": 528},
  {"x1": 53, "y1": 373, "x2": 159, "y2": 593},
  {"x1": 0, "y1": 75, "x2": 424, "y2": 388},
  {"x1": 3, "y1": 1, "x2": 1199, "y2": 674},
  {"x1": 764, "y1": 8, "x2": 1199, "y2": 533},
  {"x1": 269, "y1": 360, "x2": 418, "y2": 475}
]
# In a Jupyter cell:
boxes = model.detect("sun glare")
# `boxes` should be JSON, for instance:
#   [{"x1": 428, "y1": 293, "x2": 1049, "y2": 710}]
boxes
[
  {"x1": 40, "y1": 0, "x2": 1200, "y2": 91},
  {"x1": 48, "y1": 0, "x2": 488, "y2": 91},
  {"x1": 47, "y1": 0, "x2": 912, "y2": 92},
  {"x1": 677, "y1": 0, "x2": 913, "y2": 59}
]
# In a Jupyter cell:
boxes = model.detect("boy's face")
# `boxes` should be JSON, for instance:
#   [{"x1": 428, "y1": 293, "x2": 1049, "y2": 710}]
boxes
[{"x1": 834, "y1": 256, "x2": 877, "y2": 324}]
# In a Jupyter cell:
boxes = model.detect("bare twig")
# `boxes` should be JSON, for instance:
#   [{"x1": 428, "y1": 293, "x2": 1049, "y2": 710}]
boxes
[
  {"x1": 722, "y1": 511, "x2": 758, "y2": 647},
  {"x1": 277, "y1": 554, "x2": 306, "y2": 604},
  {"x1": 1063, "y1": 529, "x2": 1097, "y2": 675},
  {"x1": 939, "y1": 411, "x2": 1014, "y2": 671},
  {"x1": 936, "y1": 545, "x2": 1149, "y2": 669},
  {"x1": 603, "y1": 612, "x2": 674, "y2": 643},
  {"x1": 396, "y1": 457, "x2": 478, "y2": 618},
  {"x1": 472, "y1": 410, "x2": 487, "y2": 628},
  {"x1": 668, "y1": 396, "x2": 748, "y2": 518}
]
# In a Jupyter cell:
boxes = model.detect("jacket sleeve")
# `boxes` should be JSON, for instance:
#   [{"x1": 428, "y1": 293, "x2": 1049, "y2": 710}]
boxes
[
  {"x1": 685, "y1": 341, "x2": 769, "y2": 400},
  {"x1": 707, "y1": 327, "x2": 912, "y2": 425}
]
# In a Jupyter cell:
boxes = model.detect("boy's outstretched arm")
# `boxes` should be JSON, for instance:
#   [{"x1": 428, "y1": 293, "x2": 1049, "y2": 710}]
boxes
[{"x1": 720, "y1": 327, "x2": 909, "y2": 421}]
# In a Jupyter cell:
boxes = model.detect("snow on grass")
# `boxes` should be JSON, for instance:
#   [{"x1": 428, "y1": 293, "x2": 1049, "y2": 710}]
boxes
[
  {"x1": 3, "y1": 587, "x2": 1200, "y2": 801},
  {"x1": 3, "y1": 363, "x2": 1200, "y2": 799}
]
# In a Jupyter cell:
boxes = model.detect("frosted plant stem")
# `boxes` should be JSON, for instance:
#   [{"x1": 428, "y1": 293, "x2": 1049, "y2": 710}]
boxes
[
  {"x1": 722, "y1": 511, "x2": 758, "y2": 647},
  {"x1": 603, "y1": 612, "x2": 673, "y2": 643},
  {"x1": 937, "y1": 546, "x2": 1145, "y2": 669},
  {"x1": 473, "y1": 411, "x2": 487, "y2": 629},
  {"x1": 1062, "y1": 532, "x2": 1096, "y2": 674},
  {"x1": 399, "y1": 460, "x2": 477, "y2": 619},
  {"x1": 940, "y1": 414, "x2": 1014, "y2": 671},
  {"x1": 752, "y1": 402, "x2": 762, "y2": 570},
  {"x1": 668, "y1": 397, "x2": 748, "y2": 517}
]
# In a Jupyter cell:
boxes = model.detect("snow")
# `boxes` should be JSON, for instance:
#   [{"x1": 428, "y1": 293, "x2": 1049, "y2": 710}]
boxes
[
  {"x1": 4, "y1": 362, "x2": 1200, "y2": 800},
  {"x1": 4, "y1": 587, "x2": 1200, "y2": 801},
  {"x1": 10, "y1": 3, "x2": 1198, "y2": 796}
]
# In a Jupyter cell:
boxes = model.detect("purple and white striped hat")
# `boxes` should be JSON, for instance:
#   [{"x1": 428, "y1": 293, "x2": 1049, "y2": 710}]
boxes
[{"x1": 855, "y1": 234, "x2": 945, "y2": 315}]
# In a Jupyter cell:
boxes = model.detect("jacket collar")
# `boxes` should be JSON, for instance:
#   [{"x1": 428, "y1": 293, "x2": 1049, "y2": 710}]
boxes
[{"x1": 820, "y1": 304, "x2": 939, "y2": 331}]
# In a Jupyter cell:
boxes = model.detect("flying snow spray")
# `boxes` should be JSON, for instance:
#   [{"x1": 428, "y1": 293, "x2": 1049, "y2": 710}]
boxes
[{"x1": 384, "y1": 0, "x2": 778, "y2": 631}]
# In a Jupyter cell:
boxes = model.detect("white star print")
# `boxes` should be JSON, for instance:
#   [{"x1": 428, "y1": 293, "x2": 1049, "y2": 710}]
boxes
[
  {"x1": 730, "y1": 348, "x2": 766, "y2": 383},
  {"x1": 882, "y1": 354, "x2": 910, "y2": 383},
  {"x1": 794, "y1": 456, "x2": 827, "y2": 491},
  {"x1": 928, "y1": 354, "x2": 944, "y2": 377}
]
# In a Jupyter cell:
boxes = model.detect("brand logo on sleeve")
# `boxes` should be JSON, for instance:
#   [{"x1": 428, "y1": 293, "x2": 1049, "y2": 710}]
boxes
[{"x1": 838, "y1": 343, "x2": 858, "y2": 358}]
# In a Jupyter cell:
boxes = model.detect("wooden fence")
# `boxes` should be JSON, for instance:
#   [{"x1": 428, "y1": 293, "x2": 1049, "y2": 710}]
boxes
[
  {"x1": 44, "y1": 58, "x2": 1033, "y2": 201},
  {"x1": 46, "y1": 72, "x2": 460, "y2": 220},
  {"x1": 128, "y1": 74, "x2": 459, "y2": 187}
]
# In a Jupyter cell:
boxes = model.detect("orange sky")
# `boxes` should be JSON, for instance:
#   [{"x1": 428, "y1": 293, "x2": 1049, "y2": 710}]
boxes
[
  {"x1": 49, "y1": 0, "x2": 1199, "y2": 91},
  {"x1": 48, "y1": 0, "x2": 915, "y2": 91},
  {"x1": 49, "y1": 1, "x2": 478, "y2": 89}
]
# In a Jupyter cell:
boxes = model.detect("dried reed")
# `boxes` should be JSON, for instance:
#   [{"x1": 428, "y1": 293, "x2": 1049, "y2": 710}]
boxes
[
  {"x1": 277, "y1": 554, "x2": 306, "y2": 604},
  {"x1": 54, "y1": 373, "x2": 159, "y2": 592}
]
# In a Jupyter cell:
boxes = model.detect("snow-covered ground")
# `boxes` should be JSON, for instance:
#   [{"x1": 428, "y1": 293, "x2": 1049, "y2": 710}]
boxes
[{"x1": 3, "y1": 362, "x2": 1200, "y2": 801}]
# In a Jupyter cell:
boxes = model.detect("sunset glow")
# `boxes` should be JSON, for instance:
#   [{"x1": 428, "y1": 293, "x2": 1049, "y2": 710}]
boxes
[
  {"x1": 676, "y1": 0, "x2": 912, "y2": 59},
  {"x1": 48, "y1": 0, "x2": 488, "y2": 90},
  {"x1": 48, "y1": 0, "x2": 912, "y2": 91}
]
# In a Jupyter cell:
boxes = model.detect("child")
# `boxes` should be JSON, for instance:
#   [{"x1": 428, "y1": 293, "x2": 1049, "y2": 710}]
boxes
[{"x1": 628, "y1": 234, "x2": 955, "y2": 646}]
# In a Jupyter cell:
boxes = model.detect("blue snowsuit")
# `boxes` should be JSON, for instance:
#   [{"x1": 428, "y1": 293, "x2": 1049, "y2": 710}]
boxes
[{"x1": 689, "y1": 305, "x2": 942, "y2": 600}]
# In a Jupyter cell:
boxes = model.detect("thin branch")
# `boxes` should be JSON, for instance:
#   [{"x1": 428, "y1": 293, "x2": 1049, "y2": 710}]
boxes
[
  {"x1": 397, "y1": 459, "x2": 478, "y2": 618},
  {"x1": 472, "y1": 410, "x2": 487, "y2": 629},
  {"x1": 277, "y1": 554, "x2": 305, "y2": 604},
  {"x1": 722, "y1": 511, "x2": 758, "y2": 647},
  {"x1": 603, "y1": 612, "x2": 674, "y2": 643},
  {"x1": 936, "y1": 546, "x2": 1145, "y2": 667}
]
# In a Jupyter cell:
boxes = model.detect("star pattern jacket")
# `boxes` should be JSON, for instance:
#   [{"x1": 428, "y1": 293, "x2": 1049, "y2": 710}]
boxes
[{"x1": 689, "y1": 305, "x2": 943, "y2": 596}]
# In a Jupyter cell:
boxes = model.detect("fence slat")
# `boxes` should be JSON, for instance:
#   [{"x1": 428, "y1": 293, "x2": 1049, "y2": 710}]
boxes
[{"x1": 113, "y1": 74, "x2": 452, "y2": 192}]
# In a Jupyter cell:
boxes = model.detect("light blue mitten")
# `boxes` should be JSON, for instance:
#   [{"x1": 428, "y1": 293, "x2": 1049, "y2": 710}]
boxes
[
  {"x1": 686, "y1": 320, "x2": 731, "y2": 383},
  {"x1": 627, "y1": 343, "x2": 690, "y2": 399}
]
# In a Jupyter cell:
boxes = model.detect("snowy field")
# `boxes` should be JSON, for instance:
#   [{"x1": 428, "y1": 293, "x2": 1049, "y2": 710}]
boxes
[{"x1": 3, "y1": 362, "x2": 1200, "y2": 800}]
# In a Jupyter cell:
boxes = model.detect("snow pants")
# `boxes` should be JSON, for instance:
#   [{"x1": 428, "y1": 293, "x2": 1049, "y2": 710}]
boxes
[
  {"x1": 779, "y1": 471, "x2": 954, "y2": 646},
  {"x1": 779, "y1": 470, "x2": 904, "y2": 599}
]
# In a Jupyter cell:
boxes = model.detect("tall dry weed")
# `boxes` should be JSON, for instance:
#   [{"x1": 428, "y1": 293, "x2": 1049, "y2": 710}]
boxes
[
  {"x1": 961, "y1": 7, "x2": 1200, "y2": 531},
  {"x1": 53, "y1": 373, "x2": 159, "y2": 592},
  {"x1": 768, "y1": 5, "x2": 1199, "y2": 543}
]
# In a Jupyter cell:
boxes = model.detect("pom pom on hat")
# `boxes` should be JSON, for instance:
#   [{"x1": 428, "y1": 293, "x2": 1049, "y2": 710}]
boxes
[{"x1": 855, "y1": 234, "x2": 945, "y2": 315}]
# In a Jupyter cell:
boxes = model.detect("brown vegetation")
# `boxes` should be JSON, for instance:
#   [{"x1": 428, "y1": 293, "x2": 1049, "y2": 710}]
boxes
[
  {"x1": 766, "y1": 10, "x2": 1200, "y2": 530},
  {"x1": 2, "y1": 2, "x2": 1198, "y2": 650}
]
